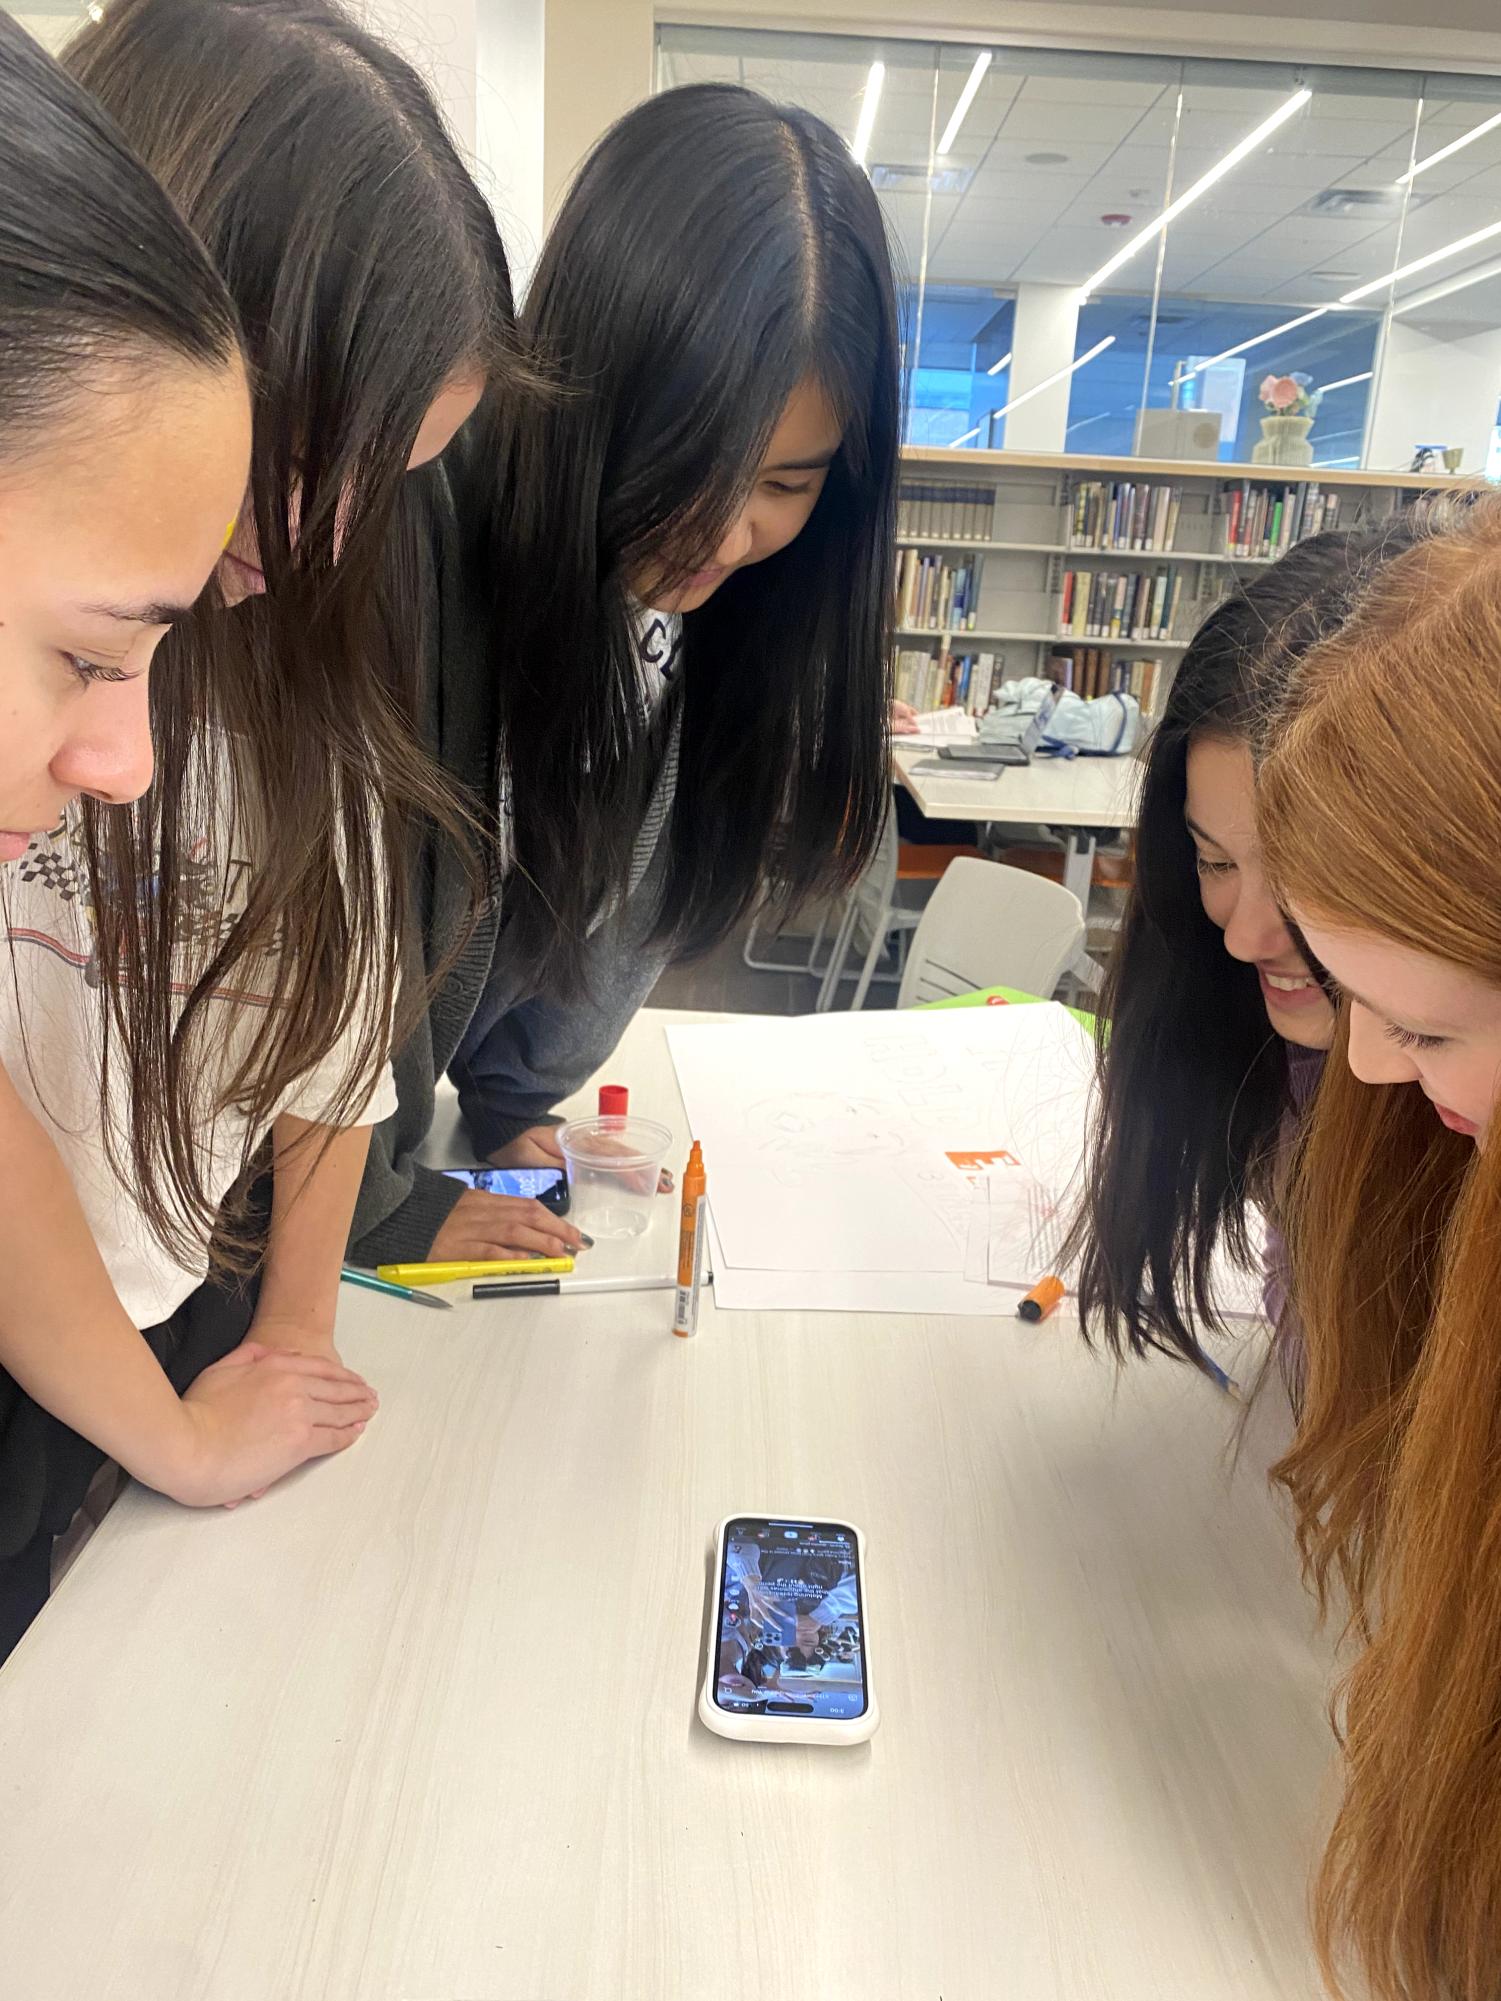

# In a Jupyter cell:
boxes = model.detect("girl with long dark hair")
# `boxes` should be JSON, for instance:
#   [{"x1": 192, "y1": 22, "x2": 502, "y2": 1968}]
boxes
[
  {"x1": 1068, "y1": 521, "x2": 1428, "y2": 1372},
  {"x1": 352, "y1": 83, "x2": 900, "y2": 1267},
  {"x1": 59, "y1": 0, "x2": 524, "y2": 1285},
  {"x1": 0, "y1": 8, "x2": 381, "y2": 1658}
]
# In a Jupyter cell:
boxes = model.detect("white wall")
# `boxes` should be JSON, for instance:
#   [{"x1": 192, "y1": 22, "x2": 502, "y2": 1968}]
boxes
[
  {"x1": 1365, "y1": 320, "x2": 1501, "y2": 474},
  {"x1": 353, "y1": 0, "x2": 653, "y2": 286},
  {"x1": 476, "y1": 0, "x2": 546, "y2": 282}
]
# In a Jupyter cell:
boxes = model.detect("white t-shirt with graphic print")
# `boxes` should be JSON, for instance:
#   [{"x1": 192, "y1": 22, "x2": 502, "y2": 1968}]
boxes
[{"x1": 0, "y1": 768, "x2": 395, "y2": 1330}]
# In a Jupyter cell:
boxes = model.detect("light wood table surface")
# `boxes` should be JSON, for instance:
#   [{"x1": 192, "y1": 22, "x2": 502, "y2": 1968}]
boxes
[{"x1": 0, "y1": 1007, "x2": 1334, "y2": 2001}]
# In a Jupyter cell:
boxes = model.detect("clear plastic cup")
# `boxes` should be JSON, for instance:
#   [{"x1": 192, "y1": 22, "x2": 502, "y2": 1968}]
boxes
[{"x1": 557, "y1": 1115, "x2": 674, "y2": 1240}]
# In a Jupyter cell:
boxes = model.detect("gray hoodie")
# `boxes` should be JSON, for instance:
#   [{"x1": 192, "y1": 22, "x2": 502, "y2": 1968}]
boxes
[{"x1": 347, "y1": 469, "x2": 679, "y2": 1266}]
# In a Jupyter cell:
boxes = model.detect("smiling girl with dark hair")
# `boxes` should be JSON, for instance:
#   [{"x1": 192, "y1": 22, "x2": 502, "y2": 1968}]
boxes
[{"x1": 1068, "y1": 519, "x2": 1432, "y2": 1374}]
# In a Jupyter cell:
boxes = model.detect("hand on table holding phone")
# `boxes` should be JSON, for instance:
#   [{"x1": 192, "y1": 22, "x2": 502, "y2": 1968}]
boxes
[{"x1": 428, "y1": 1188, "x2": 587, "y2": 1263}]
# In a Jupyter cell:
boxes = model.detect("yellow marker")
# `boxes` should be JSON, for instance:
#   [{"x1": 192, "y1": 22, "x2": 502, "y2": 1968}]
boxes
[{"x1": 376, "y1": 1257, "x2": 575, "y2": 1288}]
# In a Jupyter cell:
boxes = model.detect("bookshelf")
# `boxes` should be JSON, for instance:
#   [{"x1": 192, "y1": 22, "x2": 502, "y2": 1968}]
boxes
[{"x1": 894, "y1": 447, "x2": 1470, "y2": 720}]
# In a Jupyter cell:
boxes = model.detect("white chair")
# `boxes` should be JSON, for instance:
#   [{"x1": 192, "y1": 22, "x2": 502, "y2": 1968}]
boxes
[
  {"x1": 896, "y1": 857, "x2": 1085, "y2": 1008},
  {"x1": 815, "y1": 803, "x2": 929, "y2": 1011},
  {"x1": 741, "y1": 903, "x2": 833, "y2": 978}
]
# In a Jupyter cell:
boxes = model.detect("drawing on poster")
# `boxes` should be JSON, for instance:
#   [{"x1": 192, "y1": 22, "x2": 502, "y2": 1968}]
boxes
[
  {"x1": 668, "y1": 1005, "x2": 1098, "y2": 1280},
  {"x1": 744, "y1": 1093, "x2": 909, "y2": 1184}
]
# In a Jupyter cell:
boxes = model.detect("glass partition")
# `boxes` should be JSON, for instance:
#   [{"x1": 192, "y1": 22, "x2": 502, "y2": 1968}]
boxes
[{"x1": 658, "y1": 23, "x2": 1501, "y2": 475}]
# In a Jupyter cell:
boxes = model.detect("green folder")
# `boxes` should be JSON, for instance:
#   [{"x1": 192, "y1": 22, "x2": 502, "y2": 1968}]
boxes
[{"x1": 920, "y1": 984, "x2": 1097, "y2": 1034}]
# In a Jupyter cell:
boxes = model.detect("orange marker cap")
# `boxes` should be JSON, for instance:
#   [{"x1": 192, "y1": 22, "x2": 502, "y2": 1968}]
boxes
[{"x1": 1017, "y1": 1274, "x2": 1066, "y2": 1323}]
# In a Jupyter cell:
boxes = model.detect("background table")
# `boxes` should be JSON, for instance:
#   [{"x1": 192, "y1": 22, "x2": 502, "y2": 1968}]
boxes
[
  {"x1": 0, "y1": 1009, "x2": 1335, "y2": 2001},
  {"x1": 894, "y1": 744, "x2": 1141, "y2": 907}
]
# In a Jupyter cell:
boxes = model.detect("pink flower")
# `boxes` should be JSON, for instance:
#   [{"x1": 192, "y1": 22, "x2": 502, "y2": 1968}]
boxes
[
  {"x1": 1259, "y1": 374, "x2": 1279, "y2": 401},
  {"x1": 1264, "y1": 375, "x2": 1301, "y2": 412}
]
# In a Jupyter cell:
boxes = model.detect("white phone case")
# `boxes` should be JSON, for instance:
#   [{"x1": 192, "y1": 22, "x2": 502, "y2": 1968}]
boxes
[{"x1": 698, "y1": 1513, "x2": 879, "y2": 1746}]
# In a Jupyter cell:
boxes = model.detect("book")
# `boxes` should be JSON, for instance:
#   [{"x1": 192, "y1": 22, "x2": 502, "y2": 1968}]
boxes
[{"x1": 1069, "y1": 478, "x2": 1184, "y2": 553}]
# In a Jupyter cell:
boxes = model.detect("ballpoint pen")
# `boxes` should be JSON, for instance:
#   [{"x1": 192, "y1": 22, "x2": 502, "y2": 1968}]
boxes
[{"x1": 340, "y1": 1265, "x2": 454, "y2": 1311}]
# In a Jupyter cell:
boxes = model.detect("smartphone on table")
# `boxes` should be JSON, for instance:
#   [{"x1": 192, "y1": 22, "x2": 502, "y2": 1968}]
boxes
[
  {"x1": 441, "y1": 1164, "x2": 570, "y2": 1215},
  {"x1": 700, "y1": 1514, "x2": 877, "y2": 1746}
]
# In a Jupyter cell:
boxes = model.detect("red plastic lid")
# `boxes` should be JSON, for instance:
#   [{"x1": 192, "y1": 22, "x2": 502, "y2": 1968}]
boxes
[{"x1": 597, "y1": 1084, "x2": 630, "y2": 1117}]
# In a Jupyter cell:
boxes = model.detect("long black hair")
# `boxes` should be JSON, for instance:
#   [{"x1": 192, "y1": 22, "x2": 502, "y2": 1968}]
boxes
[
  {"x1": 1071, "y1": 519, "x2": 1434, "y2": 1367},
  {"x1": 65, "y1": 0, "x2": 523, "y2": 1264},
  {"x1": 0, "y1": 9, "x2": 239, "y2": 450},
  {"x1": 483, "y1": 82, "x2": 899, "y2": 994}
]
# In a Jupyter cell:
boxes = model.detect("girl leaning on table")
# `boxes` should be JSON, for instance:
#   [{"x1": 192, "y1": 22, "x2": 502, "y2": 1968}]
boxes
[
  {"x1": 1255, "y1": 489, "x2": 1501, "y2": 2001},
  {"x1": 349, "y1": 83, "x2": 902, "y2": 1270},
  {"x1": 0, "y1": 0, "x2": 523, "y2": 1655},
  {"x1": 1066, "y1": 515, "x2": 1431, "y2": 1383},
  {"x1": 0, "y1": 10, "x2": 374, "y2": 1660}
]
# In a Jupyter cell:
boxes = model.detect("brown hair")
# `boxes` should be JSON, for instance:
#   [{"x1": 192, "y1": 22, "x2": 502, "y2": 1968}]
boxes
[
  {"x1": 1257, "y1": 489, "x2": 1501, "y2": 2001},
  {"x1": 62, "y1": 0, "x2": 521, "y2": 1263}
]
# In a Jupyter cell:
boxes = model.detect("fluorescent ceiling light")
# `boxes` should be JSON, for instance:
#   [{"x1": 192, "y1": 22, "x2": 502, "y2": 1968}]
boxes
[
  {"x1": 1314, "y1": 370, "x2": 1373, "y2": 393},
  {"x1": 949, "y1": 421, "x2": 986, "y2": 448},
  {"x1": 1341, "y1": 217, "x2": 1501, "y2": 302},
  {"x1": 937, "y1": 52, "x2": 992, "y2": 157},
  {"x1": 1390, "y1": 250, "x2": 1501, "y2": 314},
  {"x1": 993, "y1": 335, "x2": 1115, "y2": 420},
  {"x1": 1313, "y1": 457, "x2": 1360, "y2": 467},
  {"x1": 1396, "y1": 108, "x2": 1501, "y2": 187},
  {"x1": 985, "y1": 349, "x2": 1013, "y2": 378},
  {"x1": 1182, "y1": 305, "x2": 1334, "y2": 380},
  {"x1": 851, "y1": 62, "x2": 885, "y2": 168},
  {"x1": 1079, "y1": 87, "x2": 1311, "y2": 299}
]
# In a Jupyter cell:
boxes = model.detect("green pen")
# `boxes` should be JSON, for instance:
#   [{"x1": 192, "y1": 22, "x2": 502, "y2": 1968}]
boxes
[{"x1": 340, "y1": 1264, "x2": 453, "y2": 1312}]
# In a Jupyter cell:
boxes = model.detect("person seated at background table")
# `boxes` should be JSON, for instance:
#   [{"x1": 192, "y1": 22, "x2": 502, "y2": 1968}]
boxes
[
  {"x1": 348, "y1": 82, "x2": 901, "y2": 1271},
  {"x1": 1255, "y1": 488, "x2": 1501, "y2": 2001},
  {"x1": 1066, "y1": 517, "x2": 1431, "y2": 1382}
]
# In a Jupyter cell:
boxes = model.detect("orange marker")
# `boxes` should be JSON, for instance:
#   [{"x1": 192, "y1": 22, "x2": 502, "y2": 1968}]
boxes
[
  {"x1": 673, "y1": 1141, "x2": 708, "y2": 1338},
  {"x1": 1017, "y1": 1274, "x2": 1066, "y2": 1323}
]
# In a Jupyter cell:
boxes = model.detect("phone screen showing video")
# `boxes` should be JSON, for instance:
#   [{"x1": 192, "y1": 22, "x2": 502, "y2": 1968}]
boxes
[
  {"x1": 714, "y1": 1518, "x2": 867, "y2": 1722},
  {"x1": 441, "y1": 1166, "x2": 563, "y2": 1201}
]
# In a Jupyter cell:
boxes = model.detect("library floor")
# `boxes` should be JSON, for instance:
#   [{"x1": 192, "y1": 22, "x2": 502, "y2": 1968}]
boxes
[{"x1": 648, "y1": 914, "x2": 900, "y2": 1016}]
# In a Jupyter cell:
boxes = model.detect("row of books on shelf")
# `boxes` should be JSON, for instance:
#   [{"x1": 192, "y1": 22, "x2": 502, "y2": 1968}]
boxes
[
  {"x1": 896, "y1": 482, "x2": 996, "y2": 543},
  {"x1": 893, "y1": 646, "x2": 1002, "y2": 719},
  {"x1": 1049, "y1": 647, "x2": 1167, "y2": 714},
  {"x1": 1222, "y1": 480, "x2": 1342, "y2": 559},
  {"x1": 895, "y1": 548, "x2": 983, "y2": 632},
  {"x1": 1058, "y1": 566, "x2": 1184, "y2": 642},
  {"x1": 1069, "y1": 479, "x2": 1183, "y2": 553}
]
